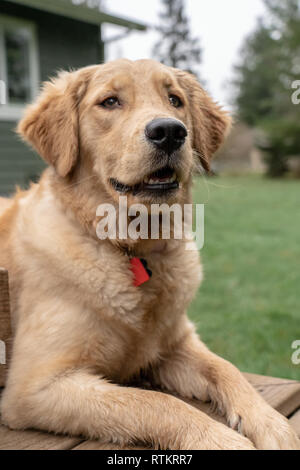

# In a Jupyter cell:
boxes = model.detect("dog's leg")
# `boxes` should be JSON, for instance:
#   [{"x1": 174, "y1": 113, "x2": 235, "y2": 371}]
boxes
[
  {"x1": 152, "y1": 332, "x2": 300, "y2": 450},
  {"x1": 1, "y1": 368, "x2": 255, "y2": 450}
]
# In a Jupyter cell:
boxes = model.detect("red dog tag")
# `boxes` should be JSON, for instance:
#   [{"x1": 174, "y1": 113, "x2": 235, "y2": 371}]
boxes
[{"x1": 130, "y1": 258, "x2": 151, "y2": 287}]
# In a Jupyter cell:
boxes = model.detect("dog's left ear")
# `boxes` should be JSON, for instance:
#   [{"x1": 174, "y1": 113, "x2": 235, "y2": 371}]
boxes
[
  {"x1": 174, "y1": 70, "x2": 232, "y2": 172},
  {"x1": 17, "y1": 70, "x2": 88, "y2": 178}
]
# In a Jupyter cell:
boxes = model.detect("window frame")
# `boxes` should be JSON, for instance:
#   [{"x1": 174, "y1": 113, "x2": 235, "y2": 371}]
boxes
[{"x1": 0, "y1": 14, "x2": 40, "y2": 121}]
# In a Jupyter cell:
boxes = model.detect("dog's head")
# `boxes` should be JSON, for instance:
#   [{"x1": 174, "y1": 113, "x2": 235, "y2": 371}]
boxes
[{"x1": 18, "y1": 59, "x2": 231, "y2": 206}]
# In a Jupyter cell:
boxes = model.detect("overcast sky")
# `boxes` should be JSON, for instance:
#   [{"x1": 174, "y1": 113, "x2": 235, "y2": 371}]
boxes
[{"x1": 103, "y1": 0, "x2": 267, "y2": 109}]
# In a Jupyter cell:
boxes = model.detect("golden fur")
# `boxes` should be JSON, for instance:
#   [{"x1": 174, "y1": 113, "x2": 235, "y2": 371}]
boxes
[{"x1": 0, "y1": 59, "x2": 298, "y2": 450}]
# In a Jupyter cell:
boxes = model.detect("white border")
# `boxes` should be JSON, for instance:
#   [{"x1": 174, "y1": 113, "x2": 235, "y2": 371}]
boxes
[{"x1": 0, "y1": 14, "x2": 40, "y2": 121}]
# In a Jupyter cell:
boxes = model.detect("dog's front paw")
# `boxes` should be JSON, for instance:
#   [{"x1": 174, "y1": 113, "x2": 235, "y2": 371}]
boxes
[
  {"x1": 229, "y1": 405, "x2": 299, "y2": 450},
  {"x1": 179, "y1": 421, "x2": 256, "y2": 450}
]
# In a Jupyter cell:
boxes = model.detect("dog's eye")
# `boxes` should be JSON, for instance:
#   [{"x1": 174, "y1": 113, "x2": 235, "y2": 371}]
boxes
[
  {"x1": 100, "y1": 97, "x2": 120, "y2": 109},
  {"x1": 169, "y1": 94, "x2": 183, "y2": 108}
]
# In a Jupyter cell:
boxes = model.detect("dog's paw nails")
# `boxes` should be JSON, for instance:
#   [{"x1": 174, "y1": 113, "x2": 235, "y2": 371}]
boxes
[
  {"x1": 228, "y1": 413, "x2": 243, "y2": 434},
  {"x1": 234, "y1": 417, "x2": 242, "y2": 434}
]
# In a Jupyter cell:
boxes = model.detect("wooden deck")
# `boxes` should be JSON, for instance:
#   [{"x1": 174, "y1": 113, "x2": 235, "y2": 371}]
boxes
[{"x1": 0, "y1": 268, "x2": 299, "y2": 449}]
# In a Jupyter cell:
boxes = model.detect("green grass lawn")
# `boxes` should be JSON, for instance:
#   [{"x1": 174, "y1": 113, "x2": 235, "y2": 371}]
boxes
[{"x1": 189, "y1": 174, "x2": 300, "y2": 380}]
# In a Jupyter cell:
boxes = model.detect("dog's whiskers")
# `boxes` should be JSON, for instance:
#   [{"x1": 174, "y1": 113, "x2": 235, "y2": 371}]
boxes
[
  {"x1": 192, "y1": 150, "x2": 211, "y2": 203},
  {"x1": 62, "y1": 174, "x2": 99, "y2": 193}
]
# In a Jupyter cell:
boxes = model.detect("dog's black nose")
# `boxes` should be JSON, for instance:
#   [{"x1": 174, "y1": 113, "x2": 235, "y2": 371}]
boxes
[{"x1": 145, "y1": 118, "x2": 187, "y2": 155}]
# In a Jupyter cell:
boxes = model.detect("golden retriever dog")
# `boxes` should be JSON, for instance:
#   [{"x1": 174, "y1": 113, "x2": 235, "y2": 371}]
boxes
[{"x1": 0, "y1": 59, "x2": 298, "y2": 450}]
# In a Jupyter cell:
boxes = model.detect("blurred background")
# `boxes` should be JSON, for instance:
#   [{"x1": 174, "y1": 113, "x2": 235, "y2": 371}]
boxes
[{"x1": 0, "y1": 0, "x2": 299, "y2": 379}]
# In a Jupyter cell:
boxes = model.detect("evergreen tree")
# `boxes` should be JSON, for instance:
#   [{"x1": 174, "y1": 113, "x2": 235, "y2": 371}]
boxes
[
  {"x1": 234, "y1": 0, "x2": 300, "y2": 177},
  {"x1": 153, "y1": 0, "x2": 202, "y2": 75}
]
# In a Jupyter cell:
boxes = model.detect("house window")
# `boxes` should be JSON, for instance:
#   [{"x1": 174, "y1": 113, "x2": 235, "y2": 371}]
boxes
[{"x1": 0, "y1": 15, "x2": 39, "y2": 121}]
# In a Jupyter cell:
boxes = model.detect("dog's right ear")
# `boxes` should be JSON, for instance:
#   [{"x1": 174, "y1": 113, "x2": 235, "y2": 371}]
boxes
[
  {"x1": 17, "y1": 70, "x2": 88, "y2": 178},
  {"x1": 173, "y1": 69, "x2": 232, "y2": 172}
]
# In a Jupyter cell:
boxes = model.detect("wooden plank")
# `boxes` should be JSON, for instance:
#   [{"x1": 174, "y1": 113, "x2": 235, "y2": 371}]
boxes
[
  {"x1": 0, "y1": 423, "x2": 83, "y2": 451},
  {"x1": 289, "y1": 410, "x2": 300, "y2": 438},
  {"x1": 0, "y1": 268, "x2": 12, "y2": 387},
  {"x1": 73, "y1": 442, "x2": 150, "y2": 450},
  {"x1": 244, "y1": 373, "x2": 300, "y2": 417}
]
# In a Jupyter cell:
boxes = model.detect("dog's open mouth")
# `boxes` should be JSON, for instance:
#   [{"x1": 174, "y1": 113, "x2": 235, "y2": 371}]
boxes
[{"x1": 110, "y1": 166, "x2": 179, "y2": 195}]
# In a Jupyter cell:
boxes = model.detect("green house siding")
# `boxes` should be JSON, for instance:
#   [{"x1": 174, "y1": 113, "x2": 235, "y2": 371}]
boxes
[
  {"x1": 0, "y1": 121, "x2": 45, "y2": 195},
  {"x1": 0, "y1": 0, "x2": 102, "y2": 195},
  {"x1": 0, "y1": 1, "x2": 103, "y2": 76}
]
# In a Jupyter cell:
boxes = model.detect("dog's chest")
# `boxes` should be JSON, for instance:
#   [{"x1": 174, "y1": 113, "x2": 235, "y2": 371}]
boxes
[
  {"x1": 87, "y1": 247, "x2": 202, "y2": 380},
  {"x1": 138, "y1": 248, "x2": 202, "y2": 311}
]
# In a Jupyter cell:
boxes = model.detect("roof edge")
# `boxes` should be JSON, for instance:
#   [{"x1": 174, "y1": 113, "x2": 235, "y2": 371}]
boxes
[{"x1": 5, "y1": 0, "x2": 147, "y2": 30}]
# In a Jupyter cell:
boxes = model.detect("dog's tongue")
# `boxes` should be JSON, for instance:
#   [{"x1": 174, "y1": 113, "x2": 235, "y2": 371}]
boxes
[
  {"x1": 157, "y1": 176, "x2": 171, "y2": 182},
  {"x1": 149, "y1": 166, "x2": 174, "y2": 181}
]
